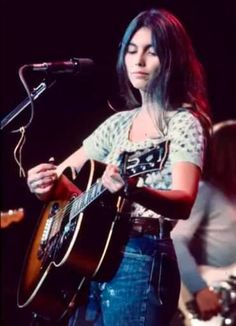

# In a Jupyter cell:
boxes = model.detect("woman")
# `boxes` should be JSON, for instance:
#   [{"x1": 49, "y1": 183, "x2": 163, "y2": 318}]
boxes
[{"x1": 27, "y1": 8, "x2": 211, "y2": 326}]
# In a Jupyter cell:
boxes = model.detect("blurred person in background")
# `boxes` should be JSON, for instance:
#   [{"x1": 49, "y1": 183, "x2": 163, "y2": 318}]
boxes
[{"x1": 172, "y1": 120, "x2": 236, "y2": 325}]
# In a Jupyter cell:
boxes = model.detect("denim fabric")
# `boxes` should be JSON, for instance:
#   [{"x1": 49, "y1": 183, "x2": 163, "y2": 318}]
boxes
[{"x1": 69, "y1": 235, "x2": 180, "y2": 326}]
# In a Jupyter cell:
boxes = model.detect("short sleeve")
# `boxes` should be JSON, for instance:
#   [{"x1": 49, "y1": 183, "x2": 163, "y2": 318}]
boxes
[
  {"x1": 82, "y1": 115, "x2": 113, "y2": 161},
  {"x1": 82, "y1": 111, "x2": 133, "y2": 162},
  {"x1": 168, "y1": 110, "x2": 206, "y2": 170}
]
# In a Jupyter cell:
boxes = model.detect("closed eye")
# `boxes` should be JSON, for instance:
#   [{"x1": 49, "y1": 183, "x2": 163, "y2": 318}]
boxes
[
  {"x1": 126, "y1": 44, "x2": 137, "y2": 54},
  {"x1": 126, "y1": 43, "x2": 157, "y2": 56},
  {"x1": 147, "y1": 47, "x2": 157, "y2": 56}
]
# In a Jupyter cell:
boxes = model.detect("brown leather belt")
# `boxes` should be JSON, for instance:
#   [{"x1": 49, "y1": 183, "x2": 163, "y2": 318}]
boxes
[{"x1": 129, "y1": 217, "x2": 172, "y2": 239}]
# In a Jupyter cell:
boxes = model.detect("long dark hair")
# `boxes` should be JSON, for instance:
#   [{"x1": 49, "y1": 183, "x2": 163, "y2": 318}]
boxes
[
  {"x1": 116, "y1": 8, "x2": 211, "y2": 133},
  {"x1": 204, "y1": 120, "x2": 236, "y2": 199}
]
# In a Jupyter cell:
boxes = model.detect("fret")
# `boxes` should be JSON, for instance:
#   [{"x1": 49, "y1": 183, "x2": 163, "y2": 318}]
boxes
[
  {"x1": 70, "y1": 199, "x2": 80, "y2": 217},
  {"x1": 90, "y1": 183, "x2": 97, "y2": 199},
  {"x1": 68, "y1": 181, "x2": 106, "y2": 222},
  {"x1": 83, "y1": 191, "x2": 89, "y2": 207}
]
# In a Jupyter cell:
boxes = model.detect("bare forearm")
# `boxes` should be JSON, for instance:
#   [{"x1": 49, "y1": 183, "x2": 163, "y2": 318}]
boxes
[{"x1": 129, "y1": 186, "x2": 194, "y2": 220}]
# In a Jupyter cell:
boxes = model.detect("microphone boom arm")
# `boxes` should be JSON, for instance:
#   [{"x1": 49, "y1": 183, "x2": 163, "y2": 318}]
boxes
[{"x1": 1, "y1": 79, "x2": 56, "y2": 130}]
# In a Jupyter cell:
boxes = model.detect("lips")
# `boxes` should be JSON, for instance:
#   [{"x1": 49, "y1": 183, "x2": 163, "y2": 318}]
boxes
[
  {"x1": 131, "y1": 71, "x2": 149, "y2": 79},
  {"x1": 132, "y1": 71, "x2": 148, "y2": 76}
]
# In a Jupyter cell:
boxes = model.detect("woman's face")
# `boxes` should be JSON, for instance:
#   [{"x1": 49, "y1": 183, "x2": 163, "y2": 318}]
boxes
[{"x1": 125, "y1": 27, "x2": 160, "y2": 92}]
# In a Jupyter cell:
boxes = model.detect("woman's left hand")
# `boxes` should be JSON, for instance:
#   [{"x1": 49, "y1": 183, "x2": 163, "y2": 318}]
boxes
[{"x1": 101, "y1": 164, "x2": 125, "y2": 193}]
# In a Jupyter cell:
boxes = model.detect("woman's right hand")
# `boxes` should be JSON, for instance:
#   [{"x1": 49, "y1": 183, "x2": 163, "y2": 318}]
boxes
[{"x1": 27, "y1": 163, "x2": 58, "y2": 200}]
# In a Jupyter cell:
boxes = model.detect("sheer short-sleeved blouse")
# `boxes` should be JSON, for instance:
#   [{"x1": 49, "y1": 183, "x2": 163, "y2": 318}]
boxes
[{"x1": 83, "y1": 108, "x2": 205, "y2": 220}]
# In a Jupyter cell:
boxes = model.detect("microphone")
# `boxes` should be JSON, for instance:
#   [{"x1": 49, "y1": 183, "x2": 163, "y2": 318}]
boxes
[{"x1": 26, "y1": 58, "x2": 94, "y2": 74}]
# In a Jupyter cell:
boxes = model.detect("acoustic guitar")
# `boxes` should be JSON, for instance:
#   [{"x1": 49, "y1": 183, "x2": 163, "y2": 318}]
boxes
[{"x1": 17, "y1": 142, "x2": 170, "y2": 321}]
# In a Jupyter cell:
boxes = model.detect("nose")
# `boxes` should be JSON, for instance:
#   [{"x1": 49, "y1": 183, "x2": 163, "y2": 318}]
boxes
[{"x1": 135, "y1": 51, "x2": 145, "y2": 67}]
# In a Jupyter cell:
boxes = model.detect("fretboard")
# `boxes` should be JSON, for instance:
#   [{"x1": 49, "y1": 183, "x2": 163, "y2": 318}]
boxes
[{"x1": 69, "y1": 179, "x2": 106, "y2": 219}]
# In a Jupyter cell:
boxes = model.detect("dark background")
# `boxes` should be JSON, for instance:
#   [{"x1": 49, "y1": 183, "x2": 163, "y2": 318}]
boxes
[{"x1": 1, "y1": 0, "x2": 236, "y2": 325}]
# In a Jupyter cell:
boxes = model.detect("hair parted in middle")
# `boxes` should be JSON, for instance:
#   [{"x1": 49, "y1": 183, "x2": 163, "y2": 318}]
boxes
[{"x1": 116, "y1": 8, "x2": 211, "y2": 133}]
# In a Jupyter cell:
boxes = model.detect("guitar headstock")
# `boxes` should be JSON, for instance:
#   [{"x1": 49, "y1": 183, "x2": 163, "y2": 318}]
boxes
[
  {"x1": 124, "y1": 140, "x2": 170, "y2": 177},
  {"x1": 0, "y1": 208, "x2": 25, "y2": 228}
]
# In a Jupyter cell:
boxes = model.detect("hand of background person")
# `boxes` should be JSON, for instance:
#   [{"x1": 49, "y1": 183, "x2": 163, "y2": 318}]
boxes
[{"x1": 195, "y1": 287, "x2": 221, "y2": 321}]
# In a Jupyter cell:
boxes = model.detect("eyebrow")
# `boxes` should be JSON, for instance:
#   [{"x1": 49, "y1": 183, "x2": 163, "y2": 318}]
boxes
[{"x1": 128, "y1": 42, "x2": 154, "y2": 50}]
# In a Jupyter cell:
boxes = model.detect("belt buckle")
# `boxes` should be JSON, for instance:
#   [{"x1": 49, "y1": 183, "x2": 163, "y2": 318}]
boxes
[{"x1": 132, "y1": 224, "x2": 143, "y2": 234}]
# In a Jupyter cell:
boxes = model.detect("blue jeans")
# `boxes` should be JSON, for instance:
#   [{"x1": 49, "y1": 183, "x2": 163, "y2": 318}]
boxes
[{"x1": 69, "y1": 235, "x2": 180, "y2": 326}]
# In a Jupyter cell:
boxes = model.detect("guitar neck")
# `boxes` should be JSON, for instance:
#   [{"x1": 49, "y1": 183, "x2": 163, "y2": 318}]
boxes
[
  {"x1": 68, "y1": 143, "x2": 171, "y2": 219},
  {"x1": 70, "y1": 179, "x2": 107, "y2": 218}
]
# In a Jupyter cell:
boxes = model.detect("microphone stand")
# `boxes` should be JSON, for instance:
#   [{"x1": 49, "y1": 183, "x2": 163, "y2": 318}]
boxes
[{"x1": 1, "y1": 79, "x2": 56, "y2": 130}]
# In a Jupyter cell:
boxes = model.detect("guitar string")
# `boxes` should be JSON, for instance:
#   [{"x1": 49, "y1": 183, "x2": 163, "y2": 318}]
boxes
[
  {"x1": 49, "y1": 160, "x2": 161, "y2": 228},
  {"x1": 41, "y1": 182, "x2": 103, "y2": 245},
  {"x1": 50, "y1": 180, "x2": 105, "y2": 227},
  {"x1": 47, "y1": 148, "x2": 168, "y2": 236}
]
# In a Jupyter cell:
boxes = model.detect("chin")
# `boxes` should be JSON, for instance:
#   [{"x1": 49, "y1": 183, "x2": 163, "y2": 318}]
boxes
[{"x1": 130, "y1": 80, "x2": 147, "y2": 91}]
